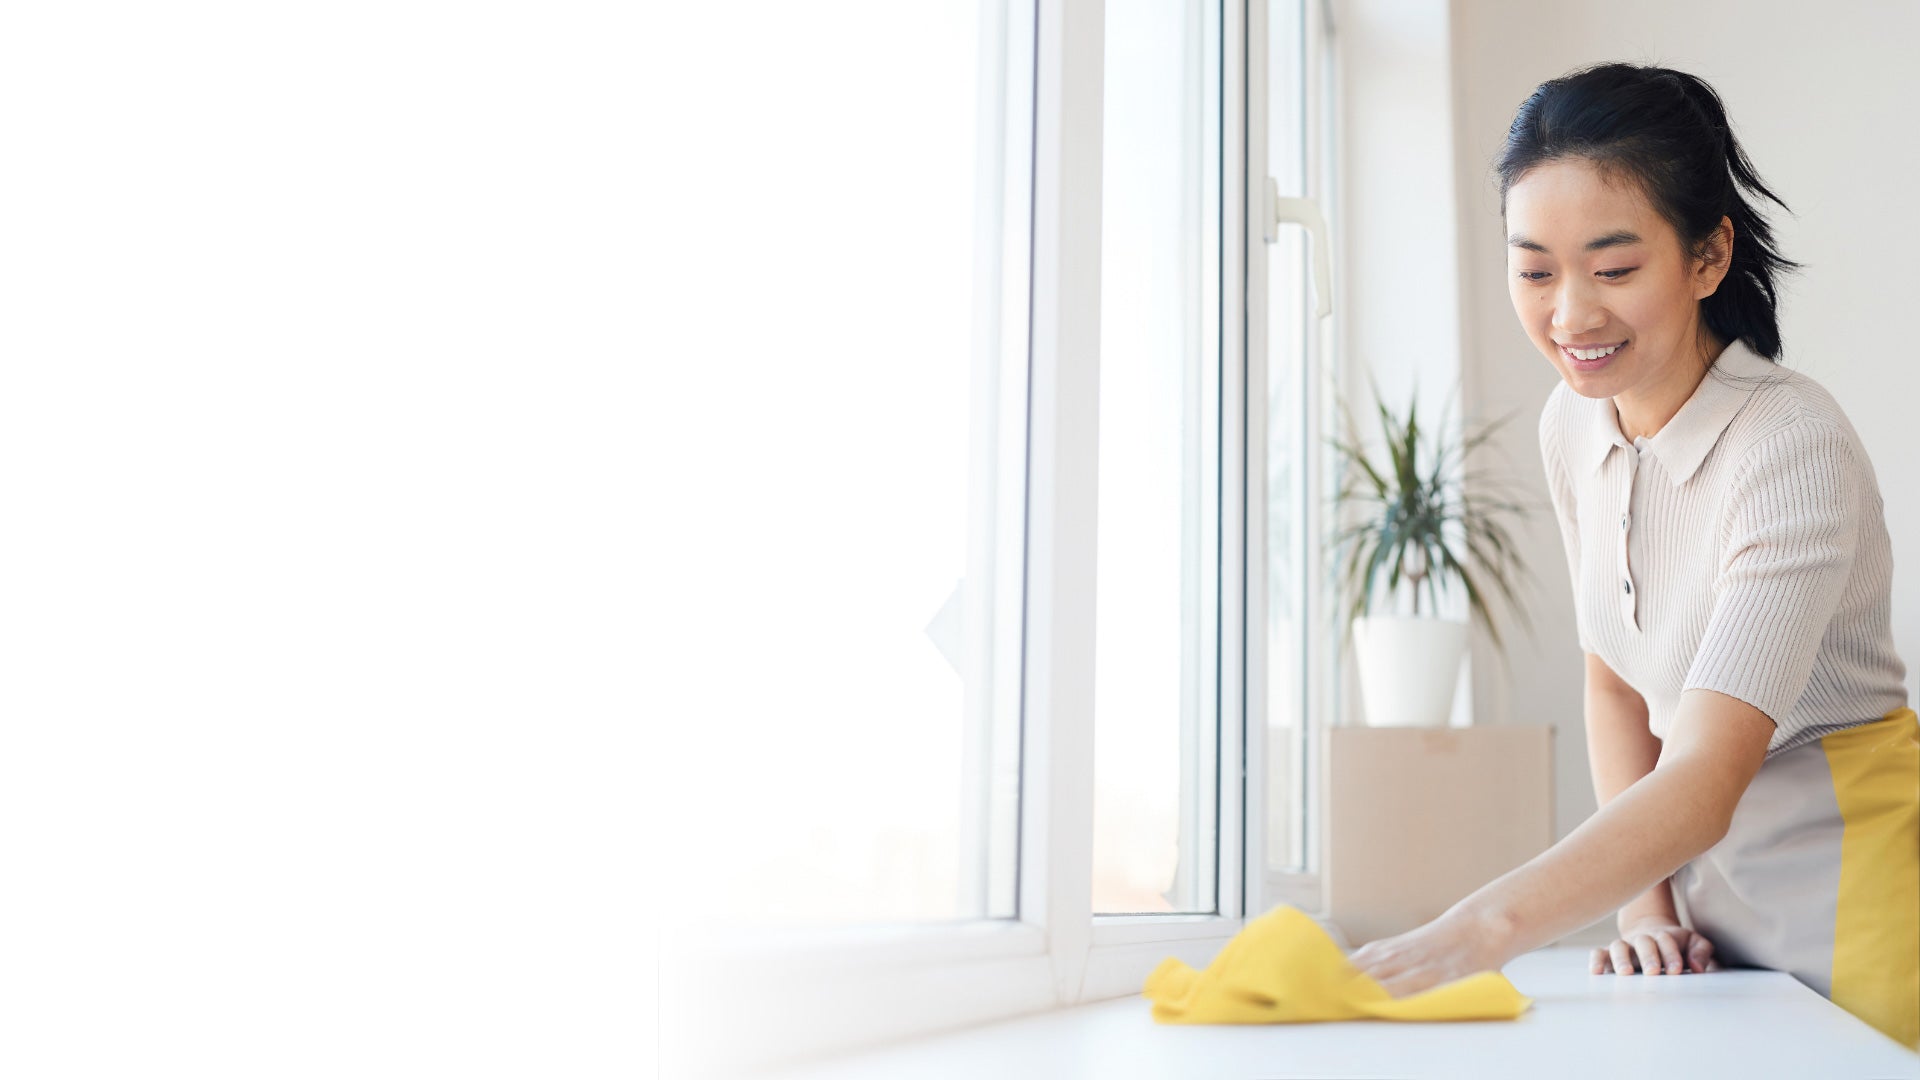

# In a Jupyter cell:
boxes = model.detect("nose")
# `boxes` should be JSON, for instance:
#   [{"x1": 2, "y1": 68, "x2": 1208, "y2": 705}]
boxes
[{"x1": 1550, "y1": 277, "x2": 1609, "y2": 340}]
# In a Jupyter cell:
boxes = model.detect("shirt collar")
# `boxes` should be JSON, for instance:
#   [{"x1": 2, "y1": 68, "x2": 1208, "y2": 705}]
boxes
[{"x1": 1579, "y1": 337, "x2": 1775, "y2": 485}]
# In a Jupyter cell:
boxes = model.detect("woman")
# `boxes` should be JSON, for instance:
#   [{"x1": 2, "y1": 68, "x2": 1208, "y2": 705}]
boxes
[{"x1": 1344, "y1": 62, "x2": 1919, "y2": 1051}]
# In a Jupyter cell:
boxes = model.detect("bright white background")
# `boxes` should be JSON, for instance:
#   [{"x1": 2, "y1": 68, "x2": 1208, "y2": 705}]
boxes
[
  {"x1": 650, "y1": 1, "x2": 991, "y2": 933},
  {"x1": 3, "y1": 3, "x2": 654, "y2": 1076}
]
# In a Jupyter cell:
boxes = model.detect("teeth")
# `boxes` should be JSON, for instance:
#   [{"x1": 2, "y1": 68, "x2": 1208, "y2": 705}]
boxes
[{"x1": 1568, "y1": 343, "x2": 1622, "y2": 361}]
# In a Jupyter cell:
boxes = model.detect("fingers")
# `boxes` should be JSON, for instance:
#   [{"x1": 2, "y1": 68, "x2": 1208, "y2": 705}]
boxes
[
  {"x1": 1597, "y1": 934, "x2": 1682, "y2": 975},
  {"x1": 1688, "y1": 935, "x2": 1715, "y2": 975},
  {"x1": 1633, "y1": 933, "x2": 1668, "y2": 975},
  {"x1": 1593, "y1": 931, "x2": 1722, "y2": 976},
  {"x1": 1609, "y1": 938, "x2": 1636, "y2": 975},
  {"x1": 1652, "y1": 931, "x2": 1685, "y2": 974}
]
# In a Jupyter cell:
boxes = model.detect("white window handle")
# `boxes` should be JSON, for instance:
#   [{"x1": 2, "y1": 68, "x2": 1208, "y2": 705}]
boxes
[{"x1": 1264, "y1": 178, "x2": 1332, "y2": 319}]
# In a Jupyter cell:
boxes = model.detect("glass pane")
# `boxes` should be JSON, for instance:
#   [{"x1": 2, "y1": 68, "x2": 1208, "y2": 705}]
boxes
[
  {"x1": 1264, "y1": 0, "x2": 1309, "y2": 875},
  {"x1": 662, "y1": 0, "x2": 1034, "y2": 931},
  {"x1": 1092, "y1": 0, "x2": 1223, "y2": 916}
]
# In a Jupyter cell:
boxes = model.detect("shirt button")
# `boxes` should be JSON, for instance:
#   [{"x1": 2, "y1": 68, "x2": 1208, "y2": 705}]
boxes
[
  {"x1": 1621, "y1": 513, "x2": 1629, "y2": 530},
  {"x1": 1623, "y1": 579, "x2": 1633, "y2": 595}
]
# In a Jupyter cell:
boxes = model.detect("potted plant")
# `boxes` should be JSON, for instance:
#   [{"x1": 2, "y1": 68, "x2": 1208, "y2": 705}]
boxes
[{"x1": 1326, "y1": 375, "x2": 1537, "y2": 728}]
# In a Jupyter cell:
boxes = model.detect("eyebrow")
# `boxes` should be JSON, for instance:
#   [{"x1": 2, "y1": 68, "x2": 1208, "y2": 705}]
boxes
[{"x1": 1508, "y1": 230, "x2": 1644, "y2": 254}]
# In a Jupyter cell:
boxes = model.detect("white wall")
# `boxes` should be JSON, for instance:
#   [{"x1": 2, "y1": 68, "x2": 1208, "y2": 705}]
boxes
[
  {"x1": 1449, "y1": 0, "x2": 1920, "y2": 927},
  {"x1": 1332, "y1": 0, "x2": 1475, "y2": 730}
]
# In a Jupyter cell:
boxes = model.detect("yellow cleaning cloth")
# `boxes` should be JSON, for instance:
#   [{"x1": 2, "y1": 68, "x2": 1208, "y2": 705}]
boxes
[{"x1": 1144, "y1": 904, "x2": 1534, "y2": 1025}]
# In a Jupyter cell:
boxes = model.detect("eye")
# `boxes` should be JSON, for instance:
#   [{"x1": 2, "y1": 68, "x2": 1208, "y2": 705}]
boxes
[
  {"x1": 1515, "y1": 271, "x2": 1549, "y2": 282},
  {"x1": 1598, "y1": 268, "x2": 1636, "y2": 279}
]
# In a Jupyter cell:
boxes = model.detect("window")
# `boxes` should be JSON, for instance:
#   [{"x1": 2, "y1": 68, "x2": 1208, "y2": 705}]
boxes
[
  {"x1": 1091, "y1": 0, "x2": 1224, "y2": 917},
  {"x1": 655, "y1": 2, "x2": 1337, "y2": 1073},
  {"x1": 662, "y1": 0, "x2": 1030, "y2": 936},
  {"x1": 1258, "y1": 0, "x2": 1339, "y2": 901}
]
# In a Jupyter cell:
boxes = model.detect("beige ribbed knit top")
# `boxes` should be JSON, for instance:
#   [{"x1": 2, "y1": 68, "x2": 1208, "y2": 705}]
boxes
[{"x1": 1539, "y1": 337, "x2": 1909, "y2": 758}]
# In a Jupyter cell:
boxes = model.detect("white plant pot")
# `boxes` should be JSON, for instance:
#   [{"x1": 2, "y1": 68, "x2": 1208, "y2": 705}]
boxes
[{"x1": 1351, "y1": 614, "x2": 1467, "y2": 728}]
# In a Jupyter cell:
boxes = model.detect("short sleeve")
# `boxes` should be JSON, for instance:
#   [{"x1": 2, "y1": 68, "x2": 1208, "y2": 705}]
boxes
[
  {"x1": 1538, "y1": 397, "x2": 1592, "y2": 652},
  {"x1": 1682, "y1": 422, "x2": 1862, "y2": 736}
]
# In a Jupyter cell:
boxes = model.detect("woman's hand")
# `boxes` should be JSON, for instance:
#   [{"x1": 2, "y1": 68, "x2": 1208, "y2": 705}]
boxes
[
  {"x1": 1593, "y1": 917, "x2": 1721, "y2": 975},
  {"x1": 1345, "y1": 908, "x2": 1512, "y2": 999}
]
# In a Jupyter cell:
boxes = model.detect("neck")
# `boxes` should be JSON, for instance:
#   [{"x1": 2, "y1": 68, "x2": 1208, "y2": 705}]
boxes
[{"x1": 1613, "y1": 330, "x2": 1728, "y2": 441}]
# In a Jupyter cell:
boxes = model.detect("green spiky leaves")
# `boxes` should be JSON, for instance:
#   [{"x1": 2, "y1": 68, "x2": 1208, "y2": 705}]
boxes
[{"x1": 1326, "y1": 373, "x2": 1543, "y2": 659}]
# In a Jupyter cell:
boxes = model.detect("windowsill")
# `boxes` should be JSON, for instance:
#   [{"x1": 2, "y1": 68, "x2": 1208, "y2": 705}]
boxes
[{"x1": 745, "y1": 946, "x2": 1918, "y2": 1079}]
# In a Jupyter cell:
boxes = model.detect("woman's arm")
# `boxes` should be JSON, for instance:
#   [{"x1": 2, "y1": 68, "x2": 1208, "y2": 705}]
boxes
[
  {"x1": 1581, "y1": 652, "x2": 1678, "y2": 932},
  {"x1": 1346, "y1": 678, "x2": 1773, "y2": 995},
  {"x1": 1441, "y1": 686, "x2": 1772, "y2": 966}
]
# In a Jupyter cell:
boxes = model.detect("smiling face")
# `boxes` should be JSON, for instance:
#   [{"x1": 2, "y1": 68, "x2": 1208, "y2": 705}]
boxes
[{"x1": 1505, "y1": 157, "x2": 1732, "y2": 412}]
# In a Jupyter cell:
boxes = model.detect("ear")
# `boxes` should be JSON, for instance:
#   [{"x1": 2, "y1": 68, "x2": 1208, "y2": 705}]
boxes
[{"x1": 1695, "y1": 215, "x2": 1734, "y2": 299}]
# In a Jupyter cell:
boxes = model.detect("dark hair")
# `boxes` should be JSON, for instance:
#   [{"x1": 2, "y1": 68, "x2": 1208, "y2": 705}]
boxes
[{"x1": 1495, "y1": 62, "x2": 1802, "y2": 364}]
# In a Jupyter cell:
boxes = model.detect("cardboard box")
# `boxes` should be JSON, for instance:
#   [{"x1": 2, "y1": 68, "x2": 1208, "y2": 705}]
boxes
[{"x1": 1326, "y1": 725, "x2": 1555, "y2": 944}]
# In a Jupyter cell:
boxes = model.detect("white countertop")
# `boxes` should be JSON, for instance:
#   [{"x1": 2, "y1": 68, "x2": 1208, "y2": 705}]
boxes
[{"x1": 751, "y1": 946, "x2": 1920, "y2": 1080}]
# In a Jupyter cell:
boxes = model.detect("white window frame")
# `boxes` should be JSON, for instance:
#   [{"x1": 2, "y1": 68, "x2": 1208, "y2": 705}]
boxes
[
  {"x1": 1256, "y1": 0, "x2": 1341, "y2": 919},
  {"x1": 657, "y1": 2, "x2": 1340, "y2": 1074}
]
